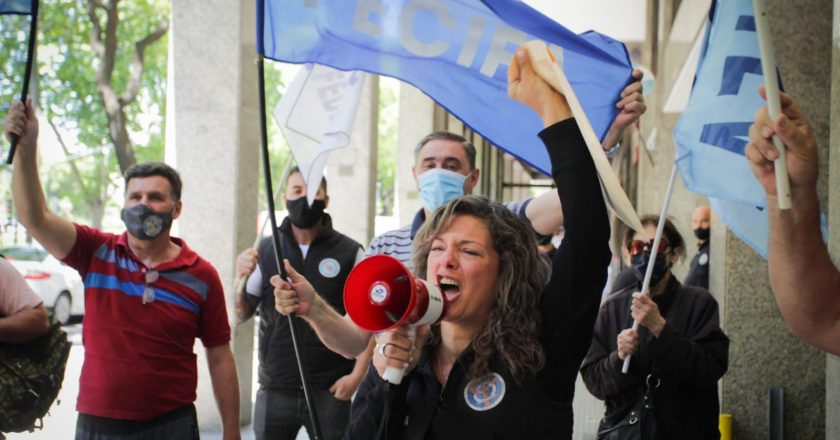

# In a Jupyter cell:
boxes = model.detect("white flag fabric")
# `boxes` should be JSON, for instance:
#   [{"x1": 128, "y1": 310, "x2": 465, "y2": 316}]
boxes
[
  {"x1": 273, "y1": 64, "x2": 367, "y2": 205},
  {"x1": 522, "y1": 41, "x2": 644, "y2": 232}
]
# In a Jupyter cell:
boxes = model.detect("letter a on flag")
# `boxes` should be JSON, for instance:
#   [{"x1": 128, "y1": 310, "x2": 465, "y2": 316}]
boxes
[{"x1": 273, "y1": 64, "x2": 367, "y2": 206}]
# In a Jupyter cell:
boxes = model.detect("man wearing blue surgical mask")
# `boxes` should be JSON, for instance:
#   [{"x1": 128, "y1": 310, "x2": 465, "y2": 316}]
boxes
[{"x1": 273, "y1": 71, "x2": 649, "y2": 360}]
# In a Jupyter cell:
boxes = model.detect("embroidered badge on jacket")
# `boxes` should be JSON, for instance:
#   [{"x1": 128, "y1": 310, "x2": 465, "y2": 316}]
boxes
[
  {"x1": 464, "y1": 372, "x2": 505, "y2": 411},
  {"x1": 319, "y1": 258, "x2": 341, "y2": 278}
]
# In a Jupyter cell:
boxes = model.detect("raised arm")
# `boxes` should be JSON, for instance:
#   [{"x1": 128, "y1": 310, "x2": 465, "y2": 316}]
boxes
[
  {"x1": 272, "y1": 259, "x2": 371, "y2": 358},
  {"x1": 5, "y1": 100, "x2": 77, "y2": 259},
  {"x1": 745, "y1": 87, "x2": 840, "y2": 354},
  {"x1": 509, "y1": 46, "x2": 611, "y2": 401},
  {"x1": 600, "y1": 69, "x2": 646, "y2": 151}
]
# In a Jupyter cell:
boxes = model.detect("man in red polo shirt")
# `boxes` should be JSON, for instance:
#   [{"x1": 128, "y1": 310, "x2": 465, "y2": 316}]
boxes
[{"x1": 5, "y1": 99, "x2": 240, "y2": 440}]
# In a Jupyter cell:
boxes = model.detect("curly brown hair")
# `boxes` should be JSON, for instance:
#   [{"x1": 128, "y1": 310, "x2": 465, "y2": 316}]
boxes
[{"x1": 412, "y1": 195, "x2": 548, "y2": 383}]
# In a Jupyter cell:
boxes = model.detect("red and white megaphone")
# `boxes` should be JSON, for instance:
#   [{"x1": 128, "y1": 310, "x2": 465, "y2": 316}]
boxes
[{"x1": 344, "y1": 255, "x2": 447, "y2": 384}]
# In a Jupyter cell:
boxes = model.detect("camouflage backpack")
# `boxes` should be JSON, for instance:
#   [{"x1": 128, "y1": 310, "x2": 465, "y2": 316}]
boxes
[{"x1": 0, "y1": 319, "x2": 71, "y2": 434}]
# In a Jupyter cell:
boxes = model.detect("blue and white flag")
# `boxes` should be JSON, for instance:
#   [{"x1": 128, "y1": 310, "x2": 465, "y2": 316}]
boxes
[
  {"x1": 0, "y1": 0, "x2": 31, "y2": 15},
  {"x1": 258, "y1": 0, "x2": 633, "y2": 176},
  {"x1": 673, "y1": 0, "x2": 775, "y2": 257}
]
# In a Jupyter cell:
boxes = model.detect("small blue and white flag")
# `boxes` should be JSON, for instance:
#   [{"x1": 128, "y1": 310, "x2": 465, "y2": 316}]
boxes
[
  {"x1": 673, "y1": 0, "x2": 780, "y2": 257},
  {"x1": 258, "y1": 0, "x2": 633, "y2": 176}
]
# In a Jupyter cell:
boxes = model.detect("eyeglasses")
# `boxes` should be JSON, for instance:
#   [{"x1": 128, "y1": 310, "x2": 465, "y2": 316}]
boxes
[
  {"x1": 142, "y1": 269, "x2": 159, "y2": 305},
  {"x1": 626, "y1": 239, "x2": 669, "y2": 256}
]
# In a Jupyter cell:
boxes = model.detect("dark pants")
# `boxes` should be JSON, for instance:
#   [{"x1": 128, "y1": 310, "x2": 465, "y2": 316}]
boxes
[
  {"x1": 254, "y1": 387, "x2": 351, "y2": 440},
  {"x1": 75, "y1": 404, "x2": 199, "y2": 440}
]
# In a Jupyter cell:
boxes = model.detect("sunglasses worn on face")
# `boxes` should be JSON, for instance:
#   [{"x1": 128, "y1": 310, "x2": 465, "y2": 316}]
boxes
[
  {"x1": 627, "y1": 239, "x2": 669, "y2": 256},
  {"x1": 143, "y1": 269, "x2": 159, "y2": 305}
]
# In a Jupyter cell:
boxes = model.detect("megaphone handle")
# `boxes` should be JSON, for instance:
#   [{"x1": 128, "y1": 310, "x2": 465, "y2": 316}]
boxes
[{"x1": 382, "y1": 327, "x2": 416, "y2": 385}]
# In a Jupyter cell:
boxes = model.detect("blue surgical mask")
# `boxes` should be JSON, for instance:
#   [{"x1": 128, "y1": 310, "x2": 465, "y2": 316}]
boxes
[{"x1": 417, "y1": 168, "x2": 468, "y2": 212}]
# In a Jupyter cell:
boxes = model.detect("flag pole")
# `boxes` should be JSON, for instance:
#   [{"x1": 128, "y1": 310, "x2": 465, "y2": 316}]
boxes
[
  {"x1": 622, "y1": 164, "x2": 679, "y2": 374},
  {"x1": 231, "y1": 159, "x2": 294, "y2": 316},
  {"x1": 752, "y1": 0, "x2": 791, "y2": 210},
  {"x1": 6, "y1": 0, "x2": 40, "y2": 165},
  {"x1": 257, "y1": 55, "x2": 323, "y2": 440}
]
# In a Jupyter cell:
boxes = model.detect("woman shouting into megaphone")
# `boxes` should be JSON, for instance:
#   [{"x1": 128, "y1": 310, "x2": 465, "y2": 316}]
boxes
[
  {"x1": 273, "y1": 45, "x2": 622, "y2": 438},
  {"x1": 339, "y1": 46, "x2": 613, "y2": 439}
]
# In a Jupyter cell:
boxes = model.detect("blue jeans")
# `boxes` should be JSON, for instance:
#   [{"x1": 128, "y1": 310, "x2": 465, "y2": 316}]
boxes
[{"x1": 254, "y1": 387, "x2": 351, "y2": 440}]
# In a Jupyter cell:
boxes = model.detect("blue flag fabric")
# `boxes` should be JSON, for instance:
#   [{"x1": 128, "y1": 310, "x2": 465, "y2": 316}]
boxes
[
  {"x1": 673, "y1": 0, "x2": 775, "y2": 257},
  {"x1": 0, "y1": 0, "x2": 32, "y2": 15},
  {"x1": 258, "y1": 0, "x2": 633, "y2": 175}
]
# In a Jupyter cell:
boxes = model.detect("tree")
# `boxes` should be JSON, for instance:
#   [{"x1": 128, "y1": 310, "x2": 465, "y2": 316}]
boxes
[
  {"x1": 86, "y1": 0, "x2": 168, "y2": 173},
  {"x1": 1, "y1": 0, "x2": 170, "y2": 229}
]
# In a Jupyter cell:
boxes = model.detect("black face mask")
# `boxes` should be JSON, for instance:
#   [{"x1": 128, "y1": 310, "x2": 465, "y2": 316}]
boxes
[
  {"x1": 694, "y1": 227, "x2": 710, "y2": 241},
  {"x1": 286, "y1": 197, "x2": 326, "y2": 228},
  {"x1": 631, "y1": 252, "x2": 670, "y2": 286},
  {"x1": 121, "y1": 204, "x2": 173, "y2": 241}
]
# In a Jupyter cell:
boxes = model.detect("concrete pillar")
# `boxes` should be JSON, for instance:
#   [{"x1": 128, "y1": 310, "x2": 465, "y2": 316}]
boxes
[
  {"x1": 826, "y1": 1, "x2": 840, "y2": 437},
  {"x1": 396, "y1": 83, "x2": 434, "y2": 226},
  {"x1": 326, "y1": 74, "x2": 379, "y2": 247},
  {"x1": 714, "y1": 1, "x2": 832, "y2": 438},
  {"x1": 166, "y1": 0, "x2": 259, "y2": 431}
]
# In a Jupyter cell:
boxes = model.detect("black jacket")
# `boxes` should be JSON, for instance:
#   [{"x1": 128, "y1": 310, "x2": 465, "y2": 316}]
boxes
[
  {"x1": 345, "y1": 118, "x2": 611, "y2": 439},
  {"x1": 256, "y1": 214, "x2": 362, "y2": 389},
  {"x1": 684, "y1": 240, "x2": 710, "y2": 289},
  {"x1": 580, "y1": 277, "x2": 729, "y2": 439}
]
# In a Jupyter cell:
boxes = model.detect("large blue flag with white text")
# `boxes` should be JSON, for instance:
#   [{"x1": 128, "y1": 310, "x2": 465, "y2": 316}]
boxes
[
  {"x1": 258, "y1": 0, "x2": 633, "y2": 175},
  {"x1": 673, "y1": 0, "x2": 776, "y2": 257}
]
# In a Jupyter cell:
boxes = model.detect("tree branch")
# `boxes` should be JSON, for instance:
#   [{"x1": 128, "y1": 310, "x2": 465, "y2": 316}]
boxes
[
  {"x1": 86, "y1": 0, "x2": 105, "y2": 58},
  {"x1": 121, "y1": 19, "x2": 169, "y2": 106}
]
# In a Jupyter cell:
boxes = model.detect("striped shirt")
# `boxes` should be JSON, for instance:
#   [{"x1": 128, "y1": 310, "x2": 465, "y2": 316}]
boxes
[
  {"x1": 365, "y1": 198, "x2": 532, "y2": 270},
  {"x1": 62, "y1": 224, "x2": 230, "y2": 421}
]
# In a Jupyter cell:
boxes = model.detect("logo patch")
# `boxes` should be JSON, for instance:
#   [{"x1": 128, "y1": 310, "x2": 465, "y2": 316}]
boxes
[
  {"x1": 142, "y1": 215, "x2": 164, "y2": 237},
  {"x1": 464, "y1": 372, "x2": 505, "y2": 411},
  {"x1": 699, "y1": 253, "x2": 709, "y2": 266},
  {"x1": 319, "y1": 258, "x2": 341, "y2": 278}
]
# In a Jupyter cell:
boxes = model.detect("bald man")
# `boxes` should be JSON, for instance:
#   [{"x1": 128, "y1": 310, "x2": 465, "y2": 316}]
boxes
[{"x1": 684, "y1": 206, "x2": 711, "y2": 289}]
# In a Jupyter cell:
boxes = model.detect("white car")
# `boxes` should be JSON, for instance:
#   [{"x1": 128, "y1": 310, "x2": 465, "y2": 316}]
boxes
[{"x1": 1, "y1": 245, "x2": 85, "y2": 324}]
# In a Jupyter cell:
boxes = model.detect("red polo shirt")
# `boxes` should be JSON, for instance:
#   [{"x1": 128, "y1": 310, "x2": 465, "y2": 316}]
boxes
[{"x1": 63, "y1": 224, "x2": 230, "y2": 420}]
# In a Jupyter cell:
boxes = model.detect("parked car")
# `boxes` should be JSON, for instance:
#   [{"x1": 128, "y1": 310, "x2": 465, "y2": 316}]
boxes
[{"x1": 1, "y1": 245, "x2": 84, "y2": 324}]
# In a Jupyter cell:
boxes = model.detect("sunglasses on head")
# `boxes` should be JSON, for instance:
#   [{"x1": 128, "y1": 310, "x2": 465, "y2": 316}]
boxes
[{"x1": 626, "y1": 239, "x2": 669, "y2": 256}]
